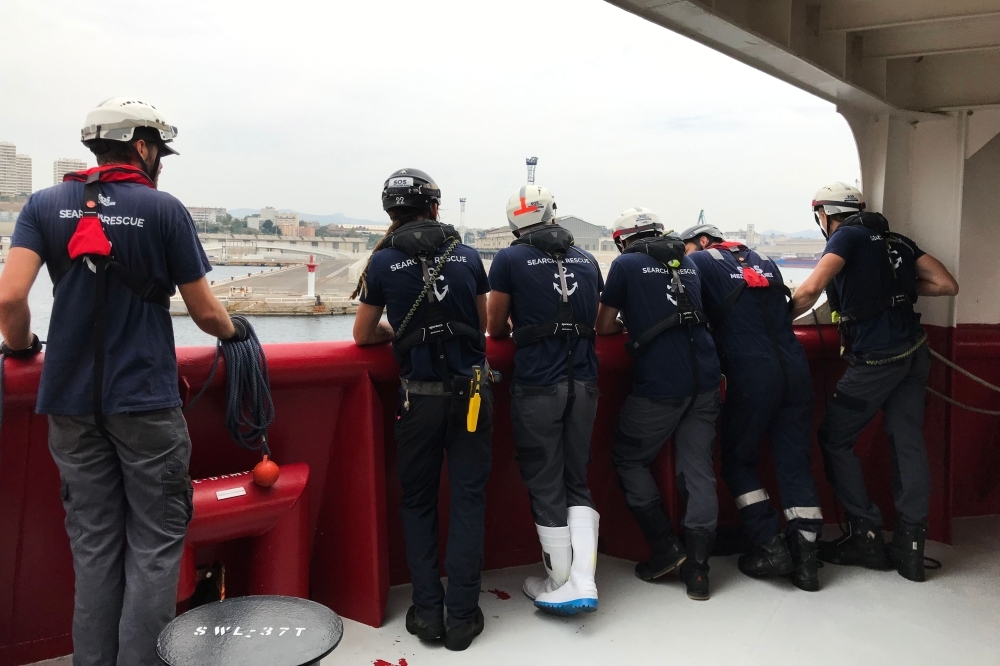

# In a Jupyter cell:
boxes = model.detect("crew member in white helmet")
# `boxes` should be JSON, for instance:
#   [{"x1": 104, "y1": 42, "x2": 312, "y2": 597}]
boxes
[
  {"x1": 792, "y1": 182, "x2": 958, "y2": 582},
  {"x1": 487, "y1": 186, "x2": 603, "y2": 615},
  {"x1": 595, "y1": 209, "x2": 722, "y2": 600},
  {"x1": 0, "y1": 98, "x2": 241, "y2": 665}
]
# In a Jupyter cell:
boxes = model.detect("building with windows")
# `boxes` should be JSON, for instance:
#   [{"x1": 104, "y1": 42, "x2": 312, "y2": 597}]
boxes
[
  {"x1": 276, "y1": 212, "x2": 300, "y2": 236},
  {"x1": 14, "y1": 155, "x2": 31, "y2": 196},
  {"x1": 53, "y1": 158, "x2": 88, "y2": 186},
  {"x1": 474, "y1": 226, "x2": 511, "y2": 258},
  {"x1": 0, "y1": 142, "x2": 16, "y2": 197},
  {"x1": 186, "y1": 207, "x2": 228, "y2": 227}
]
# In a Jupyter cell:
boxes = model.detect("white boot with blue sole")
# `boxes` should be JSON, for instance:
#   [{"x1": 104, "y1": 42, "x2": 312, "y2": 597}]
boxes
[
  {"x1": 523, "y1": 524, "x2": 572, "y2": 600},
  {"x1": 534, "y1": 506, "x2": 599, "y2": 615}
]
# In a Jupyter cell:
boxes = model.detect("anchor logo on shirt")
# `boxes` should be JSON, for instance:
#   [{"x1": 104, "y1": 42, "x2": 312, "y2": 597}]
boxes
[
  {"x1": 553, "y1": 266, "x2": 578, "y2": 297},
  {"x1": 432, "y1": 273, "x2": 450, "y2": 301},
  {"x1": 888, "y1": 247, "x2": 902, "y2": 270},
  {"x1": 666, "y1": 285, "x2": 678, "y2": 307}
]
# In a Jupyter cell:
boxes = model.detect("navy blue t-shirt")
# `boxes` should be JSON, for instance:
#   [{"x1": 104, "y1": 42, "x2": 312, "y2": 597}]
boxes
[
  {"x1": 689, "y1": 248, "x2": 802, "y2": 361},
  {"x1": 489, "y1": 242, "x2": 603, "y2": 385},
  {"x1": 12, "y1": 180, "x2": 211, "y2": 415},
  {"x1": 601, "y1": 253, "x2": 721, "y2": 399},
  {"x1": 360, "y1": 241, "x2": 489, "y2": 381},
  {"x1": 824, "y1": 225, "x2": 924, "y2": 354}
]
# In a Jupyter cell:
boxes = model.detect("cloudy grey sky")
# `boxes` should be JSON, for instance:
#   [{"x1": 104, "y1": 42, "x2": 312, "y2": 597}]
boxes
[{"x1": 1, "y1": 0, "x2": 860, "y2": 232}]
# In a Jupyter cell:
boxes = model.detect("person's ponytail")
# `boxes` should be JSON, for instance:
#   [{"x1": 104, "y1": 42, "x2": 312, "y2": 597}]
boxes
[{"x1": 350, "y1": 206, "x2": 436, "y2": 300}]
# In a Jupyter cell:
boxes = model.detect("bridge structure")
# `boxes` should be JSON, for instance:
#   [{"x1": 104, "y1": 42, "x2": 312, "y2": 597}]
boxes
[{"x1": 199, "y1": 235, "x2": 365, "y2": 261}]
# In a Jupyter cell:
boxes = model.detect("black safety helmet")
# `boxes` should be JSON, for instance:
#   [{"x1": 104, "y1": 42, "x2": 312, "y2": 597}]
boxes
[
  {"x1": 679, "y1": 223, "x2": 725, "y2": 244},
  {"x1": 381, "y1": 168, "x2": 442, "y2": 212}
]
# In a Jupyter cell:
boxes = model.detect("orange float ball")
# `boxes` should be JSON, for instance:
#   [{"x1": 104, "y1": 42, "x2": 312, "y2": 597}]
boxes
[{"x1": 253, "y1": 455, "x2": 280, "y2": 488}]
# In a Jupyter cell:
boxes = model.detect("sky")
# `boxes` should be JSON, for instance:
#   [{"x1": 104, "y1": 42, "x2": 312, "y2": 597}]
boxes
[{"x1": 0, "y1": 0, "x2": 861, "y2": 232}]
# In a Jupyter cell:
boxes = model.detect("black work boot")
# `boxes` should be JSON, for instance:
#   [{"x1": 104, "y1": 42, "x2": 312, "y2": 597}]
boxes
[
  {"x1": 631, "y1": 503, "x2": 686, "y2": 581},
  {"x1": 679, "y1": 529, "x2": 716, "y2": 600},
  {"x1": 787, "y1": 530, "x2": 820, "y2": 592},
  {"x1": 406, "y1": 605, "x2": 445, "y2": 641},
  {"x1": 887, "y1": 521, "x2": 928, "y2": 582},
  {"x1": 444, "y1": 607, "x2": 484, "y2": 651},
  {"x1": 818, "y1": 515, "x2": 890, "y2": 570},
  {"x1": 738, "y1": 533, "x2": 795, "y2": 578}
]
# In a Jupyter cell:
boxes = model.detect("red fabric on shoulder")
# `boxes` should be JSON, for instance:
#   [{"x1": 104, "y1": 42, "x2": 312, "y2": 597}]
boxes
[
  {"x1": 68, "y1": 215, "x2": 112, "y2": 259},
  {"x1": 742, "y1": 267, "x2": 770, "y2": 288},
  {"x1": 708, "y1": 241, "x2": 771, "y2": 288},
  {"x1": 710, "y1": 241, "x2": 749, "y2": 252},
  {"x1": 63, "y1": 164, "x2": 154, "y2": 188}
]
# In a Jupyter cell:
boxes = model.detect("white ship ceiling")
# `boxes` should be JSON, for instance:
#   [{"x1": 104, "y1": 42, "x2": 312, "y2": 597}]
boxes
[{"x1": 605, "y1": 0, "x2": 1000, "y2": 117}]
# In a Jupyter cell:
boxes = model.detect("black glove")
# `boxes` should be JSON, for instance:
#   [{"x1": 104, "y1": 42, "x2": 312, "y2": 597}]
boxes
[
  {"x1": 226, "y1": 316, "x2": 251, "y2": 343},
  {"x1": 1, "y1": 334, "x2": 42, "y2": 359}
]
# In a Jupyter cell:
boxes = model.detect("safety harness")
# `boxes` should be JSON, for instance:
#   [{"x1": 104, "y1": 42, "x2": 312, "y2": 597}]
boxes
[
  {"x1": 387, "y1": 220, "x2": 487, "y2": 416},
  {"x1": 622, "y1": 235, "x2": 708, "y2": 393},
  {"x1": 825, "y1": 213, "x2": 923, "y2": 365},
  {"x1": 704, "y1": 241, "x2": 793, "y2": 384},
  {"x1": 509, "y1": 225, "x2": 595, "y2": 418},
  {"x1": 57, "y1": 165, "x2": 172, "y2": 441}
]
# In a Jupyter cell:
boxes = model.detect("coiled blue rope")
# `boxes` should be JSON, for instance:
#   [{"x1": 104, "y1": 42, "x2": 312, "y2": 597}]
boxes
[{"x1": 184, "y1": 322, "x2": 274, "y2": 456}]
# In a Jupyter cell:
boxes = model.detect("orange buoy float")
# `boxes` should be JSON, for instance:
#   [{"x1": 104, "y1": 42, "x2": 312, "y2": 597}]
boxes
[{"x1": 253, "y1": 455, "x2": 280, "y2": 488}]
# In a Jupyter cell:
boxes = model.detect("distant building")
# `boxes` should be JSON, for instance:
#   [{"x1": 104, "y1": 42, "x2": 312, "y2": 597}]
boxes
[
  {"x1": 600, "y1": 238, "x2": 617, "y2": 252},
  {"x1": 186, "y1": 207, "x2": 228, "y2": 227},
  {"x1": 246, "y1": 215, "x2": 261, "y2": 230},
  {"x1": 0, "y1": 142, "x2": 15, "y2": 197},
  {"x1": 53, "y1": 158, "x2": 88, "y2": 185},
  {"x1": 276, "y1": 212, "x2": 300, "y2": 236},
  {"x1": 557, "y1": 215, "x2": 602, "y2": 252},
  {"x1": 297, "y1": 225, "x2": 316, "y2": 237},
  {"x1": 259, "y1": 207, "x2": 280, "y2": 224},
  {"x1": 475, "y1": 226, "x2": 511, "y2": 253},
  {"x1": 14, "y1": 155, "x2": 31, "y2": 196},
  {"x1": 722, "y1": 223, "x2": 759, "y2": 247}
]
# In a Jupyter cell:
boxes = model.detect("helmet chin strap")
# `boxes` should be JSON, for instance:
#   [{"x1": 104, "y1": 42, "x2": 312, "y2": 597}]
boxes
[
  {"x1": 814, "y1": 210, "x2": 829, "y2": 240},
  {"x1": 131, "y1": 141, "x2": 161, "y2": 186}
]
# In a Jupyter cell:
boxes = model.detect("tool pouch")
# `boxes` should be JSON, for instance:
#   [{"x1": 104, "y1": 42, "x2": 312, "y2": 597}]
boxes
[{"x1": 450, "y1": 375, "x2": 472, "y2": 418}]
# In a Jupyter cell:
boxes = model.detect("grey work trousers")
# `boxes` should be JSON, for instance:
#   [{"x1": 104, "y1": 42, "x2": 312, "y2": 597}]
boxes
[
  {"x1": 510, "y1": 380, "x2": 599, "y2": 527},
  {"x1": 818, "y1": 344, "x2": 932, "y2": 526},
  {"x1": 48, "y1": 408, "x2": 194, "y2": 666},
  {"x1": 612, "y1": 390, "x2": 721, "y2": 531}
]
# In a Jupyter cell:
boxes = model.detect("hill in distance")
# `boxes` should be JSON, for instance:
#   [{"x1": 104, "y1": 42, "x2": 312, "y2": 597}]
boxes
[{"x1": 228, "y1": 209, "x2": 388, "y2": 228}]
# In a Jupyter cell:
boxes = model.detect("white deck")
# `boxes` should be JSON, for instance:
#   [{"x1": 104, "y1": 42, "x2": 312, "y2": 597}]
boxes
[
  {"x1": 328, "y1": 517, "x2": 1000, "y2": 666},
  {"x1": 31, "y1": 517, "x2": 1000, "y2": 666}
]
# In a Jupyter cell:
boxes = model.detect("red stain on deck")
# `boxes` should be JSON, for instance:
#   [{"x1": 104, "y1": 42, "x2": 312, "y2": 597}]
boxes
[
  {"x1": 487, "y1": 588, "x2": 511, "y2": 600},
  {"x1": 374, "y1": 660, "x2": 407, "y2": 666}
]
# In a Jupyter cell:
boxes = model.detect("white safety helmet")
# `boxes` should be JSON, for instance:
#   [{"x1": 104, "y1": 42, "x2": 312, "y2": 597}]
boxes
[
  {"x1": 506, "y1": 185, "x2": 557, "y2": 233},
  {"x1": 612, "y1": 207, "x2": 665, "y2": 252},
  {"x1": 811, "y1": 182, "x2": 865, "y2": 217},
  {"x1": 80, "y1": 97, "x2": 179, "y2": 155}
]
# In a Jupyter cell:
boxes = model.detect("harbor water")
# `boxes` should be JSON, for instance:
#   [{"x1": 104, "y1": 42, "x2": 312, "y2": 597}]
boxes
[{"x1": 3, "y1": 263, "x2": 815, "y2": 346}]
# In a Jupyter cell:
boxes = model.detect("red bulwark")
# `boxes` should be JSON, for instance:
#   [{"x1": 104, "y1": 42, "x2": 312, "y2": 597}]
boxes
[
  {"x1": 177, "y1": 463, "x2": 310, "y2": 603},
  {"x1": 2, "y1": 327, "x2": 1000, "y2": 664}
]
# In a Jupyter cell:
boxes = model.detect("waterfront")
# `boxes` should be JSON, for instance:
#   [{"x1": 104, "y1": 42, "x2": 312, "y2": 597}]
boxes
[{"x1": 6, "y1": 263, "x2": 814, "y2": 347}]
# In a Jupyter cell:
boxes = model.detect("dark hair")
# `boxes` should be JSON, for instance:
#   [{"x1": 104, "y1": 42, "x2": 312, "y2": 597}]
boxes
[
  {"x1": 350, "y1": 205, "x2": 437, "y2": 300},
  {"x1": 827, "y1": 212, "x2": 854, "y2": 224},
  {"x1": 86, "y1": 127, "x2": 162, "y2": 166},
  {"x1": 620, "y1": 229, "x2": 660, "y2": 249}
]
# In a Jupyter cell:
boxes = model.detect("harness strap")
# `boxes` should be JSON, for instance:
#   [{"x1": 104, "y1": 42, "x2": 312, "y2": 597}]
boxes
[{"x1": 509, "y1": 254, "x2": 596, "y2": 419}]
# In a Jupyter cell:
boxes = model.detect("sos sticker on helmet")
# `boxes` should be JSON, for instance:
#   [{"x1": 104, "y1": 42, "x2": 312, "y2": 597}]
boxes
[{"x1": 388, "y1": 177, "x2": 414, "y2": 188}]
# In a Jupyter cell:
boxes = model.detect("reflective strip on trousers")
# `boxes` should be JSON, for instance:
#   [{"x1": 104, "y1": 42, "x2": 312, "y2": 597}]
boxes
[
  {"x1": 735, "y1": 489, "x2": 770, "y2": 509},
  {"x1": 784, "y1": 506, "x2": 823, "y2": 521}
]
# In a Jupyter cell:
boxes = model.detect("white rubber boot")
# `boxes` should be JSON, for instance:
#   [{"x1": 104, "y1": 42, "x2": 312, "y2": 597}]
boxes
[
  {"x1": 534, "y1": 506, "x2": 599, "y2": 615},
  {"x1": 523, "y1": 524, "x2": 572, "y2": 600}
]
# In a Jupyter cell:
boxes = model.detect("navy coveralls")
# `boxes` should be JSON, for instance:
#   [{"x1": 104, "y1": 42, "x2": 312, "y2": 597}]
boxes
[{"x1": 689, "y1": 247, "x2": 823, "y2": 544}]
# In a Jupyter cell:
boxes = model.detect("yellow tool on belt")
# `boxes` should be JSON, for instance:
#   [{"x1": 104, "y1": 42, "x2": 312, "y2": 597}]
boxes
[{"x1": 467, "y1": 366, "x2": 483, "y2": 432}]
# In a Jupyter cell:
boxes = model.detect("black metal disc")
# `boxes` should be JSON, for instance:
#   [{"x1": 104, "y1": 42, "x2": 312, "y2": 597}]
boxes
[{"x1": 157, "y1": 596, "x2": 343, "y2": 666}]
